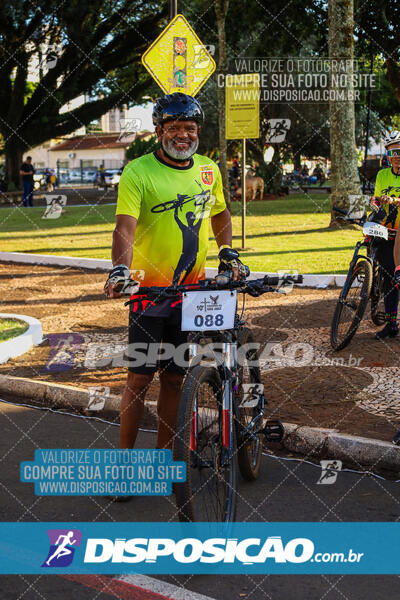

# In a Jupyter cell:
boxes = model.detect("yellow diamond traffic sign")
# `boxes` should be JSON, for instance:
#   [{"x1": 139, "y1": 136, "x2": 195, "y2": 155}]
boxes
[{"x1": 142, "y1": 14, "x2": 216, "y2": 97}]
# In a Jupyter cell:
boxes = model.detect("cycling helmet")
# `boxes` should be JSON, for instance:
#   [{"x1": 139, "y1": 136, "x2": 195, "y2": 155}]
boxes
[
  {"x1": 152, "y1": 93, "x2": 204, "y2": 127},
  {"x1": 384, "y1": 131, "x2": 400, "y2": 148}
]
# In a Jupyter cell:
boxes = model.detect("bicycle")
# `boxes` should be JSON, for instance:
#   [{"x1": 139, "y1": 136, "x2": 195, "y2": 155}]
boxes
[
  {"x1": 125, "y1": 272, "x2": 302, "y2": 522},
  {"x1": 330, "y1": 202, "x2": 393, "y2": 350}
]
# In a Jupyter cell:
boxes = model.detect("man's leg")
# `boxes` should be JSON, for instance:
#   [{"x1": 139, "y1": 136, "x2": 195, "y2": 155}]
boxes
[
  {"x1": 28, "y1": 183, "x2": 34, "y2": 207},
  {"x1": 376, "y1": 240, "x2": 399, "y2": 338},
  {"x1": 22, "y1": 181, "x2": 28, "y2": 207},
  {"x1": 120, "y1": 371, "x2": 153, "y2": 448},
  {"x1": 156, "y1": 371, "x2": 184, "y2": 449}
]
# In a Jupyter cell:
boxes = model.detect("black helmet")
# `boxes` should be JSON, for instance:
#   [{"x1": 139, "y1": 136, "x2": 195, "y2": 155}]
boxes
[{"x1": 152, "y1": 93, "x2": 204, "y2": 127}]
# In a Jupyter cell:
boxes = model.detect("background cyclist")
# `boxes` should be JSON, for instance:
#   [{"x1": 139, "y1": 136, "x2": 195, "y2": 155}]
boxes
[
  {"x1": 372, "y1": 131, "x2": 400, "y2": 339},
  {"x1": 104, "y1": 93, "x2": 247, "y2": 468}
]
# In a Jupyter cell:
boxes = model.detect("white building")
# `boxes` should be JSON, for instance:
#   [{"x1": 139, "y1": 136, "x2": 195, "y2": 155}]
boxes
[{"x1": 27, "y1": 99, "x2": 154, "y2": 169}]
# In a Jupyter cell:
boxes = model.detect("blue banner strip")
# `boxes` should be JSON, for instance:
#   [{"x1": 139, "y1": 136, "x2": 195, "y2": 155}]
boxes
[{"x1": 0, "y1": 522, "x2": 398, "y2": 574}]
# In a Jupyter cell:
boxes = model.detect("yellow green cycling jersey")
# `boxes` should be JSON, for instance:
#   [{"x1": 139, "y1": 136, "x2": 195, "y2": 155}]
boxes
[
  {"x1": 374, "y1": 167, "x2": 400, "y2": 230},
  {"x1": 116, "y1": 151, "x2": 226, "y2": 290}
]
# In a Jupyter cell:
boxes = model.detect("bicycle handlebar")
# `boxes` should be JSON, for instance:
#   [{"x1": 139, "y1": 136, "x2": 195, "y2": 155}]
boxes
[{"x1": 124, "y1": 273, "x2": 303, "y2": 305}]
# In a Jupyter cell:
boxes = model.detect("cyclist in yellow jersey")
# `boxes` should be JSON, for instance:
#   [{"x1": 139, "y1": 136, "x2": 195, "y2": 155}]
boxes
[
  {"x1": 104, "y1": 94, "x2": 247, "y2": 492},
  {"x1": 373, "y1": 131, "x2": 400, "y2": 338}
]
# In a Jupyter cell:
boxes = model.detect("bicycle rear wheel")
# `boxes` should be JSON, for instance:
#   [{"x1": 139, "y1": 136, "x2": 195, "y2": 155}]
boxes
[
  {"x1": 235, "y1": 328, "x2": 263, "y2": 481},
  {"x1": 173, "y1": 365, "x2": 237, "y2": 522},
  {"x1": 331, "y1": 260, "x2": 372, "y2": 350},
  {"x1": 370, "y1": 264, "x2": 386, "y2": 326}
]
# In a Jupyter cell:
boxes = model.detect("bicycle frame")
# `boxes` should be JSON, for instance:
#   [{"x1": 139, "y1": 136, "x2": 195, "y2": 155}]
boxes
[
  {"x1": 187, "y1": 323, "x2": 265, "y2": 458},
  {"x1": 341, "y1": 237, "x2": 380, "y2": 299}
]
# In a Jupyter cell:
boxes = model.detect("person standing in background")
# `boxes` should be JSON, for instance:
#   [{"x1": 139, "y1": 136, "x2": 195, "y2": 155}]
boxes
[{"x1": 20, "y1": 156, "x2": 35, "y2": 207}]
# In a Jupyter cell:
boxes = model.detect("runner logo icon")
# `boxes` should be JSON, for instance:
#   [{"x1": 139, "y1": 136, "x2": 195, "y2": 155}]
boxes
[
  {"x1": 42, "y1": 529, "x2": 82, "y2": 567},
  {"x1": 317, "y1": 460, "x2": 342, "y2": 485}
]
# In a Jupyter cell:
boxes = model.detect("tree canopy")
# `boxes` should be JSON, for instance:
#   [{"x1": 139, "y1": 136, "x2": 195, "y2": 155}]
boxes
[{"x1": 0, "y1": 0, "x2": 166, "y2": 185}]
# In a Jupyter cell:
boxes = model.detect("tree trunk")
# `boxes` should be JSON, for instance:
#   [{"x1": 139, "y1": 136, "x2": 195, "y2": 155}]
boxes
[
  {"x1": 214, "y1": 0, "x2": 230, "y2": 210},
  {"x1": 5, "y1": 143, "x2": 25, "y2": 190},
  {"x1": 328, "y1": 0, "x2": 361, "y2": 226}
]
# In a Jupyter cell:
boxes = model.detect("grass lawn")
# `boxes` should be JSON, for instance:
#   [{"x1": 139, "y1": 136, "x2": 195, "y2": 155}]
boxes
[
  {"x1": 0, "y1": 318, "x2": 28, "y2": 342},
  {"x1": 0, "y1": 194, "x2": 360, "y2": 274}
]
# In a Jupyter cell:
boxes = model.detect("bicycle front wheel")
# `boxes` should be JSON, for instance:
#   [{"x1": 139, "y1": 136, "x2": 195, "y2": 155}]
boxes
[
  {"x1": 235, "y1": 327, "x2": 263, "y2": 481},
  {"x1": 370, "y1": 264, "x2": 386, "y2": 326},
  {"x1": 331, "y1": 260, "x2": 372, "y2": 350},
  {"x1": 173, "y1": 365, "x2": 237, "y2": 522}
]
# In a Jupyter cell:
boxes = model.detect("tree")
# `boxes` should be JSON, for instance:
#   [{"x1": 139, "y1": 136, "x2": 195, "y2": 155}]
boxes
[
  {"x1": 328, "y1": 0, "x2": 360, "y2": 226},
  {"x1": 356, "y1": 1, "x2": 400, "y2": 106},
  {"x1": 126, "y1": 135, "x2": 159, "y2": 161},
  {"x1": 0, "y1": 0, "x2": 166, "y2": 187},
  {"x1": 187, "y1": 0, "x2": 329, "y2": 193}
]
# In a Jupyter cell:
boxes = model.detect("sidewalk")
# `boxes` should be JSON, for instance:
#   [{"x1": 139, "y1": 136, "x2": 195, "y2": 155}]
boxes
[{"x1": 1, "y1": 261, "x2": 399, "y2": 448}]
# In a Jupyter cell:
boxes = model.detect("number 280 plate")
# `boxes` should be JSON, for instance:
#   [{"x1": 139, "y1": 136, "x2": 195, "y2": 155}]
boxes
[{"x1": 181, "y1": 290, "x2": 237, "y2": 331}]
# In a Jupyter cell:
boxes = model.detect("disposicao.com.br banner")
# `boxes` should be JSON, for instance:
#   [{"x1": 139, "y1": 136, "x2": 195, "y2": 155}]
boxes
[{"x1": 0, "y1": 522, "x2": 398, "y2": 575}]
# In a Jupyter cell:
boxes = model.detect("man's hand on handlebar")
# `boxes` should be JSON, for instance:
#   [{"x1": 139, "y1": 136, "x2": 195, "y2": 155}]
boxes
[
  {"x1": 218, "y1": 247, "x2": 248, "y2": 282},
  {"x1": 104, "y1": 264, "x2": 139, "y2": 298}
]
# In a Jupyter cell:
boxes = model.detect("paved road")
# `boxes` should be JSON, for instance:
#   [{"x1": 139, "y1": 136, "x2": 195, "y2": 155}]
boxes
[{"x1": 0, "y1": 397, "x2": 399, "y2": 600}]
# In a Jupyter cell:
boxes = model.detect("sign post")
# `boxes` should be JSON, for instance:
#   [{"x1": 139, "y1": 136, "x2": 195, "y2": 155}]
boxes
[
  {"x1": 242, "y1": 138, "x2": 246, "y2": 248},
  {"x1": 226, "y1": 74, "x2": 260, "y2": 249}
]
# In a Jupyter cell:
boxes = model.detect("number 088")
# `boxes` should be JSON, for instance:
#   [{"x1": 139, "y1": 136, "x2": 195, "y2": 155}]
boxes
[{"x1": 194, "y1": 314, "x2": 224, "y2": 328}]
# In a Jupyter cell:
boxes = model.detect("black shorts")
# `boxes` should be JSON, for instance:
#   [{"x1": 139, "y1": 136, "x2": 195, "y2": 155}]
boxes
[{"x1": 127, "y1": 308, "x2": 188, "y2": 375}]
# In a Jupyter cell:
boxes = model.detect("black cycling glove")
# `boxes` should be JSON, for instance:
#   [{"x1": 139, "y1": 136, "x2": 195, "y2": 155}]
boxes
[
  {"x1": 104, "y1": 264, "x2": 138, "y2": 295},
  {"x1": 218, "y1": 247, "x2": 248, "y2": 279}
]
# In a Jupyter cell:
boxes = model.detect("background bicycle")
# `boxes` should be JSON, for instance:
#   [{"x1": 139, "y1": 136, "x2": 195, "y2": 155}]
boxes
[{"x1": 330, "y1": 202, "x2": 393, "y2": 350}]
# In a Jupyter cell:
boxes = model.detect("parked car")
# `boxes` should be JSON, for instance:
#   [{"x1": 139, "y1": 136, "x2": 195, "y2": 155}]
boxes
[
  {"x1": 104, "y1": 169, "x2": 122, "y2": 187},
  {"x1": 83, "y1": 169, "x2": 96, "y2": 183}
]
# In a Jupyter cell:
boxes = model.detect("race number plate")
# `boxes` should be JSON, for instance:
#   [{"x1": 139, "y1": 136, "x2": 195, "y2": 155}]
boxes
[
  {"x1": 181, "y1": 290, "x2": 237, "y2": 331},
  {"x1": 362, "y1": 222, "x2": 388, "y2": 240}
]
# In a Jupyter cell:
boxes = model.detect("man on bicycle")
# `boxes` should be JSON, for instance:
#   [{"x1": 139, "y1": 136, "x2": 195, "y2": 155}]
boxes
[
  {"x1": 372, "y1": 131, "x2": 400, "y2": 338},
  {"x1": 104, "y1": 92, "x2": 246, "y2": 461}
]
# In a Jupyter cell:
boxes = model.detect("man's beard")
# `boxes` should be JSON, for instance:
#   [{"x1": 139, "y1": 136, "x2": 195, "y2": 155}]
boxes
[{"x1": 162, "y1": 137, "x2": 199, "y2": 162}]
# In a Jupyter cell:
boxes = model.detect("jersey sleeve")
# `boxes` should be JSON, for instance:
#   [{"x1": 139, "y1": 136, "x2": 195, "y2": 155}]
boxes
[
  {"x1": 116, "y1": 163, "x2": 143, "y2": 219},
  {"x1": 374, "y1": 169, "x2": 384, "y2": 198},
  {"x1": 210, "y1": 166, "x2": 227, "y2": 217}
]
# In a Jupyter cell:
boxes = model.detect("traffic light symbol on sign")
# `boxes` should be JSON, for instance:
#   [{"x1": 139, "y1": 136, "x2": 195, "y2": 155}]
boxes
[{"x1": 173, "y1": 37, "x2": 187, "y2": 88}]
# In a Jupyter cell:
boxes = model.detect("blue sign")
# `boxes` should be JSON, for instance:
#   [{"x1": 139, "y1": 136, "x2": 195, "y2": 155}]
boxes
[{"x1": 0, "y1": 522, "x2": 399, "y2": 574}]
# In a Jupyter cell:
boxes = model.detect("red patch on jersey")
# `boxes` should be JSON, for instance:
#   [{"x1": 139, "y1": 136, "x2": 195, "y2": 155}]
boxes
[{"x1": 201, "y1": 169, "x2": 214, "y2": 185}]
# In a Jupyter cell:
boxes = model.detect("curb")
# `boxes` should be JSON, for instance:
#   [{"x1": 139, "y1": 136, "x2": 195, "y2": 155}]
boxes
[
  {"x1": 0, "y1": 252, "x2": 346, "y2": 288},
  {"x1": 283, "y1": 423, "x2": 400, "y2": 473},
  {"x1": 0, "y1": 374, "x2": 398, "y2": 472},
  {"x1": 0, "y1": 314, "x2": 43, "y2": 365}
]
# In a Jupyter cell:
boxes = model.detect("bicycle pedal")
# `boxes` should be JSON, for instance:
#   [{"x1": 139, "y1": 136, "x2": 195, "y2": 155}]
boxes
[{"x1": 263, "y1": 419, "x2": 284, "y2": 442}]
